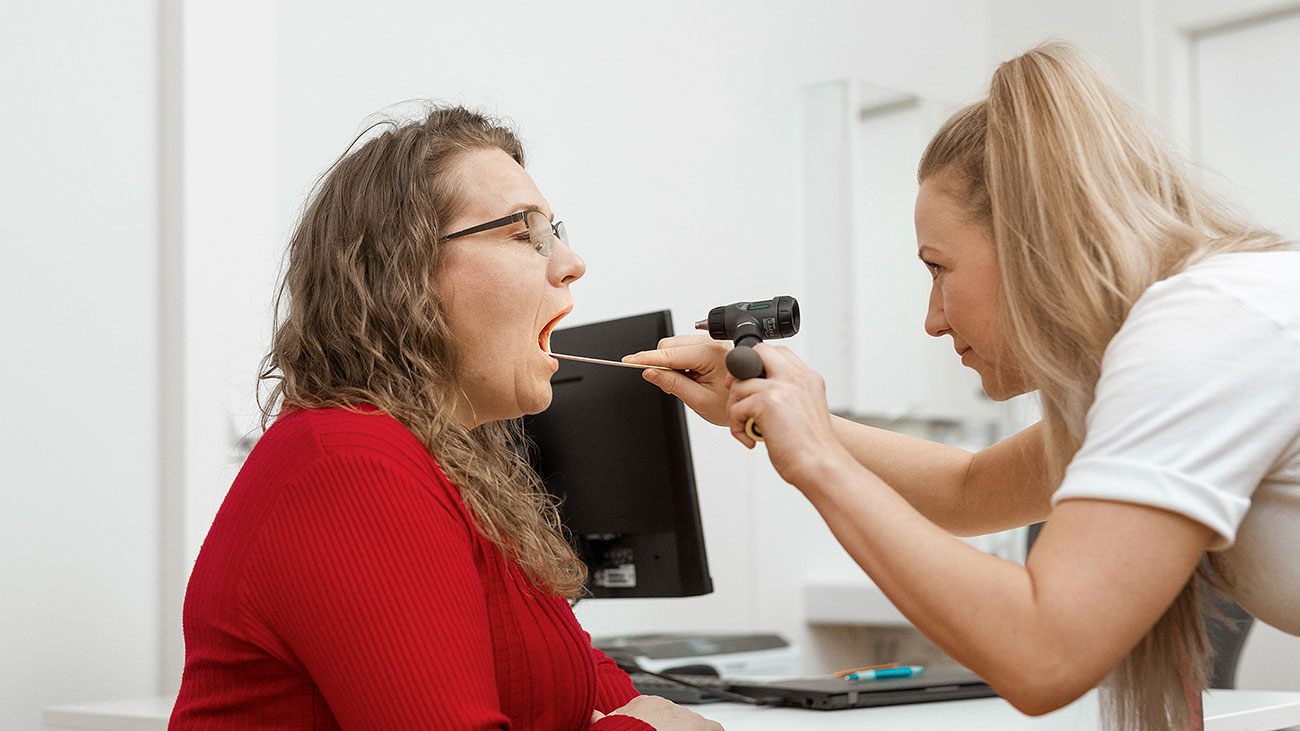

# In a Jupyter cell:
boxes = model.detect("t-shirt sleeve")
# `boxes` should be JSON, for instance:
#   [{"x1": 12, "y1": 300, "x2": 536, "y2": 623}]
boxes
[
  {"x1": 240, "y1": 452, "x2": 509, "y2": 730},
  {"x1": 1052, "y1": 275, "x2": 1300, "y2": 550}
]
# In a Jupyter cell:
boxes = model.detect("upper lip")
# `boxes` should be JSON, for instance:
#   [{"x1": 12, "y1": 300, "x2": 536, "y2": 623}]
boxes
[{"x1": 539, "y1": 306, "x2": 573, "y2": 353}]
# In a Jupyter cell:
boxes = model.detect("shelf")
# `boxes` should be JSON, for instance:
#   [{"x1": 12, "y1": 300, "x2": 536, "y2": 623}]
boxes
[
  {"x1": 43, "y1": 696, "x2": 170, "y2": 731},
  {"x1": 803, "y1": 578, "x2": 910, "y2": 627}
]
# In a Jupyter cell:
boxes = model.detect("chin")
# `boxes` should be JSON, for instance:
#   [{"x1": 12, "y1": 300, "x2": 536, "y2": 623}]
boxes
[
  {"x1": 518, "y1": 384, "x2": 554, "y2": 416},
  {"x1": 980, "y1": 373, "x2": 1031, "y2": 402}
]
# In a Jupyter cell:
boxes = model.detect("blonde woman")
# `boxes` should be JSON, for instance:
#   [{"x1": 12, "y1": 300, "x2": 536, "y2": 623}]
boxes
[
  {"x1": 629, "y1": 43, "x2": 1299, "y2": 730},
  {"x1": 169, "y1": 106, "x2": 720, "y2": 731}
]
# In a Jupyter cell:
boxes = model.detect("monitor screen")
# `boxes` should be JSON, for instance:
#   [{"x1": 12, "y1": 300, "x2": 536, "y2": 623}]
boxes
[{"x1": 523, "y1": 310, "x2": 713, "y2": 598}]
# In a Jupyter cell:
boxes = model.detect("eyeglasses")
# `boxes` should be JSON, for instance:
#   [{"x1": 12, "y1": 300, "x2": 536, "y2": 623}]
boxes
[{"x1": 442, "y1": 209, "x2": 568, "y2": 257}]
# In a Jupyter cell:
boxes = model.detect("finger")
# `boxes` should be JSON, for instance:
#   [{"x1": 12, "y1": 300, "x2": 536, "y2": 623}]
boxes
[
  {"x1": 624, "y1": 334, "x2": 717, "y2": 360},
  {"x1": 730, "y1": 420, "x2": 757, "y2": 449},
  {"x1": 642, "y1": 368, "x2": 731, "y2": 425},
  {"x1": 655, "y1": 333, "x2": 715, "y2": 350},
  {"x1": 728, "y1": 398, "x2": 759, "y2": 449},
  {"x1": 750, "y1": 342, "x2": 803, "y2": 377},
  {"x1": 640, "y1": 367, "x2": 711, "y2": 402},
  {"x1": 590, "y1": 709, "x2": 606, "y2": 724},
  {"x1": 726, "y1": 373, "x2": 771, "y2": 401},
  {"x1": 623, "y1": 341, "x2": 727, "y2": 371}
]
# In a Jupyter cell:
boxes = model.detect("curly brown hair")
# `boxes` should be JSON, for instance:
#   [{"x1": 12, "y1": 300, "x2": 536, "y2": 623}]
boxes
[{"x1": 259, "y1": 104, "x2": 587, "y2": 597}]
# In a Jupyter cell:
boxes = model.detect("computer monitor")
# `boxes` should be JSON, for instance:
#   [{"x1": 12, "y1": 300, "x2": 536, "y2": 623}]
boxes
[{"x1": 523, "y1": 310, "x2": 713, "y2": 598}]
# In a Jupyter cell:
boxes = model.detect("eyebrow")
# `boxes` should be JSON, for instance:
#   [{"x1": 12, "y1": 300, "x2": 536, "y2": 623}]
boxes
[{"x1": 506, "y1": 204, "x2": 553, "y2": 221}]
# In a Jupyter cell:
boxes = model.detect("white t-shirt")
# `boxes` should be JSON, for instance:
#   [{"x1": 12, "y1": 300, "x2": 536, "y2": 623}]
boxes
[{"x1": 1052, "y1": 250, "x2": 1300, "y2": 635}]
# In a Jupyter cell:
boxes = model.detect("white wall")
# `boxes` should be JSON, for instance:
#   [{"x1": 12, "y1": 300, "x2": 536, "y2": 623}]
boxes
[
  {"x1": 4, "y1": 6, "x2": 995, "y2": 727},
  {"x1": 8, "y1": 2, "x2": 1296, "y2": 728},
  {"x1": 0, "y1": 2, "x2": 161, "y2": 730},
  {"x1": 265, "y1": 0, "x2": 991, "y2": 669},
  {"x1": 161, "y1": 0, "x2": 282, "y2": 691}
]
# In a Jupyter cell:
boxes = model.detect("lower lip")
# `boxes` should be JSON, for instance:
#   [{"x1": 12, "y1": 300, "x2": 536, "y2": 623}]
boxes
[
  {"x1": 960, "y1": 349, "x2": 974, "y2": 366},
  {"x1": 542, "y1": 349, "x2": 558, "y2": 370}
]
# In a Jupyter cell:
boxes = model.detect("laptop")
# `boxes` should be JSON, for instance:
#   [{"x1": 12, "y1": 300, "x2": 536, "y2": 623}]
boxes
[{"x1": 725, "y1": 666, "x2": 997, "y2": 710}]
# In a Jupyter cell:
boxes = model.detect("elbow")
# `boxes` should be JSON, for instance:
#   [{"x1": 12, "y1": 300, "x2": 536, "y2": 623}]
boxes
[
  {"x1": 991, "y1": 659, "x2": 1095, "y2": 717},
  {"x1": 1004, "y1": 690, "x2": 1080, "y2": 718}
]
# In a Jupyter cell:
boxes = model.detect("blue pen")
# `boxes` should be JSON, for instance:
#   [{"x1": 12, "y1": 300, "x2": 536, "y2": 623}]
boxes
[{"x1": 847, "y1": 665, "x2": 926, "y2": 681}]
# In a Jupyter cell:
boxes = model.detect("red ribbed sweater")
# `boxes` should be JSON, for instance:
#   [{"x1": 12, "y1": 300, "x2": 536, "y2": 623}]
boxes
[{"x1": 169, "y1": 407, "x2": 651, "y2": 730}]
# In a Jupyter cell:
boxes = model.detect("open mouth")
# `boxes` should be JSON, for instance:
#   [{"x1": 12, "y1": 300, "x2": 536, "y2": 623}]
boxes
[{"x1": 539, "y1": 308, "x2": 572, "y2": 354}]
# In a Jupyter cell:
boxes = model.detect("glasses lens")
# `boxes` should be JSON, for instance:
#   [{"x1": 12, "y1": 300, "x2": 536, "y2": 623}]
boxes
[{"x1": 526, "y1": 210, "x2": 553, "y2": 257}]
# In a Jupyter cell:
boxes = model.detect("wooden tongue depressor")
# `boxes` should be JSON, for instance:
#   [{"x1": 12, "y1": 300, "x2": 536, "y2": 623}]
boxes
[{"x1": 548, "y1": 352, "x2": 675, "y2": 371}]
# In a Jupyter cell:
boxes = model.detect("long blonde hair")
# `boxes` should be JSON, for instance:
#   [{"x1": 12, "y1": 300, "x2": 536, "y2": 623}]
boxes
[
  {"x1": 919, "y1": 43, "x2": 1289, "y2": 730},
  {"x1": 259, "y1": 105, "x2": 587, "y2": 598}
]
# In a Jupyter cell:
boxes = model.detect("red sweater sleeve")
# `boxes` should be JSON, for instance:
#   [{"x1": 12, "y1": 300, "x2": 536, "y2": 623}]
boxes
[
  {"x1": 241, "y1": 452, "x2": 508, "y2": 730},
  {"x1": 588, "y1": 641, "x2": 654, "y2": 730},
  {"x1": 591, "y1": 642, "x2": 640, "y2": 710}
]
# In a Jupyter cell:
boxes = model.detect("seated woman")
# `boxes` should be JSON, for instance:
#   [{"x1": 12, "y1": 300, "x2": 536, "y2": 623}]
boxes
[{"x1": 169, "y1": 106, "x2": 719, "y2": 731}]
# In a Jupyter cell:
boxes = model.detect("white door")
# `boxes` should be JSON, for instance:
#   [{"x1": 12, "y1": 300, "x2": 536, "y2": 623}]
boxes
[
  {"x1": 1192, "y1": 7, "x2": 1300, "y2": 692},
  {"x1": 1193, "y1": 11, "x2": 1300, "y2": 241}
]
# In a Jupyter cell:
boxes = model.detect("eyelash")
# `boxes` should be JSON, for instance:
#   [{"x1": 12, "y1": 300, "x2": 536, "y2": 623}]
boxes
[
  {"x1": 923, "y1": 260, "x2": 944, "y2": 279},
  {"x1": 512, "y1": 231, "x2": 547, "y2": 254}
]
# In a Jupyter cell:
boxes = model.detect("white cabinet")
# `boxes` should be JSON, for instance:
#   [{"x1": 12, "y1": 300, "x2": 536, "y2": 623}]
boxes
[{"x1": 797, "y1": 80, "x2": 1000, "y2": 425}]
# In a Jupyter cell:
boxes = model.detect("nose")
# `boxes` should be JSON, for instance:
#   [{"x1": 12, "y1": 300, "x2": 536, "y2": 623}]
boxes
[
  {"x1": 924, "y1": 281, "x2": 947, "y2": 338},
  {"x1": 552, "y1": 238, "x2": 586, "y2": 286}
]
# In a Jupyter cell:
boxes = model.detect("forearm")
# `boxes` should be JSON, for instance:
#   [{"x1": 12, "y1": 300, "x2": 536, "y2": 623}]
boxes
[
  {"x1": 795, "y1": 453, "x2": 1096, "y2": 714},
  {"x1": 793, "y1": 447, "x2": 1215, "y2": 716},
  {"x1": 830, "y1": 417, "x2": 1050, "y2": 535},
  {"x1": 829, "y1": 415, "x2": 974, "y2": 531}
]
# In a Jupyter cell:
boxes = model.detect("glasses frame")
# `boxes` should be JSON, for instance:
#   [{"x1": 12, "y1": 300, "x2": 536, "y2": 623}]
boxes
[{"x1": 441, "y1": 209, "x2": 566, "y2": 256}]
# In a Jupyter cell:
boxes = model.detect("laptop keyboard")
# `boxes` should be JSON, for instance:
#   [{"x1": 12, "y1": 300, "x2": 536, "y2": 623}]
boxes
[{"x1": 626, "y1": 672, "x2": 732, "y2": 704}]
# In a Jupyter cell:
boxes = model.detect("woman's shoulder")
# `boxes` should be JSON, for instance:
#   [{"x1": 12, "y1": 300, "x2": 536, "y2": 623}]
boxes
[
  {"x1": 1178, "y1": 247, "x2": 1300, "y2": 279},
  {"x1": 272, "y1": 403, "x2": 417, "y2": 441},
  {"x1": 1162, "y1": 248, "x2": 1300, "y2": 294},
  {"x1": 234, "y1": 407, "x2": 473, "y2": 540},
  {"x1": 241, "y1": 407, "x2": 462, "y2": 519},
  {"x1": 1138, "y1": 249, "x2": 1300, "y2": 342},
  {"x1": 266, "y1": 406, "x2": 442, "y2": 475}
]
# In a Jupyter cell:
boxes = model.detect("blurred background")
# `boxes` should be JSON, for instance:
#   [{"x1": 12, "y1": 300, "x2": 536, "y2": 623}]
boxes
[{"x1": 3, "y1": 0, "x2": 1299, "y2": 728}]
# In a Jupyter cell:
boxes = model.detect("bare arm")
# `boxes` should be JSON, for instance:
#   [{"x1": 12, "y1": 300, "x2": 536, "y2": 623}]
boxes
[
  {"x1": 830, "y1": 417, "x2": 1051, "y2": 535},
  {"x1": 728, "y1": 344, "x2": 1215, "y2": 715},
  {"x1": 803, "y1": 452, "x2": 1213, "y2": 715},
  {"x1": 627, "y1": 335, "x2": 1051, "y2": 535}
]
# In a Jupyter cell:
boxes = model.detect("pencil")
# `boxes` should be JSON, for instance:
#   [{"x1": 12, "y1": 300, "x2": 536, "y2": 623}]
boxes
[{"x1": 832, "y1": 663, "x2": 900, "y2": 679}]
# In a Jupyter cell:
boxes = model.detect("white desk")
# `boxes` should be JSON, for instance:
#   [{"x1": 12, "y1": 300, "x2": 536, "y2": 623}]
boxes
[
  {"x1": 701, "y1": 690, "x2": 1300, "y2": 730},
  {"x1": 43, "y1": 690, "x2": 1300, "y2": 730}
]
